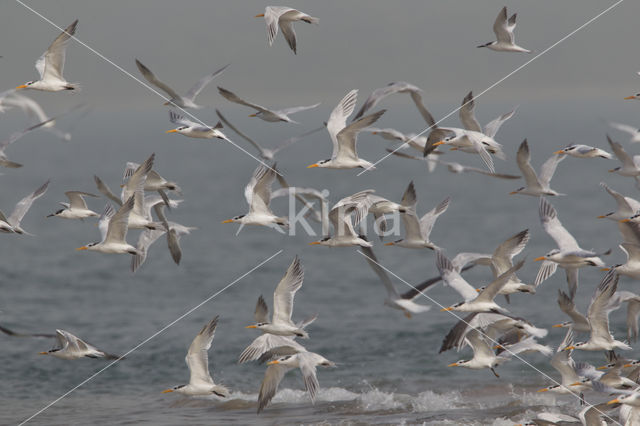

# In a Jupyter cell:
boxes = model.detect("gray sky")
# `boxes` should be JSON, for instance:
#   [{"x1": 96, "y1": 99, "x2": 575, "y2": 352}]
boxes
[{"x1": 2, "y1": 0, "x2": 639, "y2": 113}]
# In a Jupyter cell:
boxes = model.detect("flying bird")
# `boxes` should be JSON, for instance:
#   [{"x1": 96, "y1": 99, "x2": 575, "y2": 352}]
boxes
[
  {"x1": 215, "y1": 108, "x2": 323, "y2": 161},
  {"x1": 562, "y1": 270, "x2": 631, "y2": 352},
  {"x1": 307, "y1": 90, "x2": 385, "y2": 169},
  {"x1": 47, "y1": 191, "x2": 99, "y2": 220},
  {"x1": 39, "y1": 329, "x2": 118, "y2": 360},
  {"x1": 535, "y1": 197, "x2": 608, "y2": 299},
  {"x1": 607, "y1": 135, "x2": 640, "y2": 186},
  {"x1": 360, "y1": 246, "x2": 431, "y2": 317},
  {"x1": 166, "y1": 111, "x2": 228, "y2": 140},
  {"x1": 438, "y1": 252, "x2": 524, "y2": 314},
  {"x1": 353, "y1": 81, "x2": 424, "y2": 121},
  {"x1": 308, "y1": 190, "x2": 374, "y2": 247},
  {"x1": 218, "y1": 86, "x2": 319, "y2": 123},
  {"x1": 0, "y1": 180, "x2": 49, "y2": 234},
  {"x1": 162, "y1": 316, "x2": 229, "y2": 397},
  {"x1": 76, "y1": 197, "x2": 140, "y2": 255},
  {"x1": 257, "y1": 350, "x2": 334, "y2": 413},
  {"x1": 0, "y1": 115, "x2": 61, "y2": 168},
  {"x1": 609, "y1": 122, "x2": 640, "y2": 143},
  {"x1": 221, "y1": 164, "x2": 288, "y2": 229},
  {"x1": 384, "y1": 196, "x2": 450, "y2": 249},
  {"x1": 510, "y1": 139, "x2": 565, "y2": 196},
  {"x1": 256, "y1": 6, "x2": 318, "y2": 54},
  {"x1": 477, "y1": 7, "x2": 531, "y2": 53},
  {"x1": 16, "y1": 20, "x2": 79, "y2": 91},
  {"x1": 244, "y1": 257, "x2": 314, "y2": 338},
  {"x1": 554, "y1": 144, "x2": 612, "y2": 159},
  {"x1": 135, "y1": 59, "x2": 229, "y2": 109}
]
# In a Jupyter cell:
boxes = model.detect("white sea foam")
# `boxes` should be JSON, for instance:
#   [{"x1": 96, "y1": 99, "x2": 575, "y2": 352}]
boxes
[{"x1": 226, "y1": 387, "x2": 464, "y2": 413}]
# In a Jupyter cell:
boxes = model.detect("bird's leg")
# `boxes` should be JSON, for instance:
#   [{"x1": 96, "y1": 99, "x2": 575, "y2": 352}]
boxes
[{"x1": 490, "y1": 367, "x2": 500, "y2": 378}]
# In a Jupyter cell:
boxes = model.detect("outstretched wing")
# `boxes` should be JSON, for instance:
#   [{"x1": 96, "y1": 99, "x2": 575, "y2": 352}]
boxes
[
  {"x1": 135, "y1": 59, "x2": 181, "y2": 101},
  {"x1": 184, "y1": 64, "x2": 230, "y2": 101}
]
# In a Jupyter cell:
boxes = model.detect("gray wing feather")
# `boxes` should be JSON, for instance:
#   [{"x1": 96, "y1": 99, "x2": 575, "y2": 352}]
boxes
[
  {"x1": 184, "y1": 64, "x2": 230, "y2": 101},
  {"x1": 135, "y1": 59, "x2": 181, "y2": 101},
  {"x1": 8, "y1": 179, "x2": 50, "y2": 227}
]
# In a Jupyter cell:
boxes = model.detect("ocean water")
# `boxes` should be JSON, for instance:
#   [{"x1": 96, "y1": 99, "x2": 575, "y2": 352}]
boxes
[{"x1": 2, "y1": 100, "x2": 639, "y2": 425}]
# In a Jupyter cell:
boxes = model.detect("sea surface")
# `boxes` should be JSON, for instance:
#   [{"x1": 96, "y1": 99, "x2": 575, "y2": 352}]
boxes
[{"x1": 2, "y1": 100, "x2": 639, "y2": 425}]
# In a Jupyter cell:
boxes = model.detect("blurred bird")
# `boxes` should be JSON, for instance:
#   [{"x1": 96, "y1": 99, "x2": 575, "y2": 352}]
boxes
[
  {"x1": 257, "y1": 350, "x2": 334, "y2": 413},
  {"x1": 0, "y1": 180, "x2": 49, "y2": 234},
  {"x1": 256, "y1": 6, "x2": 318, "y2": 54},
  {"x1": 135, "y1": 59, "x2": 229, "y2": 109},
  {"x1": 218, "y1": 86, "x2": 319, "y2": 123},
  {"x1": 554, "y1": 144, "x2": 612, "y2": 159}
]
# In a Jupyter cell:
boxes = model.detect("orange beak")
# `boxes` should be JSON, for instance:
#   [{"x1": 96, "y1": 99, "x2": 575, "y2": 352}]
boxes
[
  {"x1": 601, "y1": 267, "x2": 611, "y2": 271},
  {"x1": 39, "y1": 351, "x2": 48, "y2": 355},
  {"x1": 440, "y1": 307, "x2": 453, "y2": 312},
  {"x1": 624, "y1": 96, "x2": 636, "y2": 100},
  {"x1": 267, "y1": 360, "x2": 279, "y2": 365},
  {"x1": 306, "y1": 164, "x2": 319, "y2": 168},
  {"x1": 597, "y1": 215, "x2": 607, "y2": 219},
  {"x1": 383, "y1": 242, "x2": 394, "y2": 246},
  {"x1": 221, "y1": 219, "x2": 234, "y2": 224},
  {"x1": 432, "y1": 141, "x2": 445, "y2": 147},
  {"x1": 534, "y1": 256, "x2": 546, "y2": 261},
  {"x1": 161, "y1": 389, "x2": 174, "y2": 394},
  {"x1": 620, "y1": 218, "x2": 631, "y2": 223},
  {"x1": 509, "y1": 191, "x2": 518, "y2": 195},
  {"x1": 607, "y1": 398, "x2": 621, "y2": 405},
  {"x1": 447, "y1": 362, "x2": 458, "y2": 367},
  {"x1": 245, "y1": 325, "x2": 257, "y2": 329},
  {"x1": 15, "y1": 84, "x2": 28, "y2": 89},
  {"x1": 563, "y1": 346, "x2": 575, "y2": 351},
  {"x1": 308, "y1": 241, "x2": 321, "y2": 245},
  {"x1": 76, "y1": 246, "x2": 88, "y2": 251},
  {"x1": 255, "y1": 13, "x2": 265, "y2": 17},
  {"x1": 551, "y1": 323, "x2": 564, "y2": 328},
  {"x1": 249, "y1": 114, "x2": 257, "y2": 117},
  {"x1": 553, "y1": 150, "x2": 564, "y2": 154},
  {"x1": 596, "y1": 365, "x2": 609, "y2": 370},
  {"x1": 537, "y1": 388, "x2": 549, "y2": 393},
  {"x1": 165, "y1": 129, "x2": 178, "y2": 133}
]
